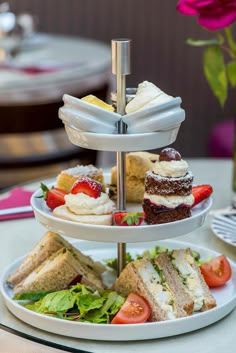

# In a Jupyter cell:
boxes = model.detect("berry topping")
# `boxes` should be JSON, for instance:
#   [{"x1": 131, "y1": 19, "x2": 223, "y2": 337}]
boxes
[
  {"x1": 70, "y1": 177, "x2": 102, "y2": 198},
  {"x1": 113, "y1": 211, "x2": 146, "y2": 226},
  {"x1": 159, "y1": 148, "x2": 181, "y2": 162}
]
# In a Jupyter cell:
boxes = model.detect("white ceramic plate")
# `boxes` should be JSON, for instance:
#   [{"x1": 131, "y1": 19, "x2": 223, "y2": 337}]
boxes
[
  {"x1": 211, "y1": 213, "x2": 236, "y2": 247},
  {"x1": 64, "y1": 125, "x2": 180, "y2": 151},
  {"x1": 59, "y1": 94, "x2": 184, "y2": 135},
  {"x1": 59, "y1": 94, "x2": 120, "y2": 134},
  {"x1": 31, "y1": 184, "x2": 212, "y2": 242},
  {"x1": 122, "y1": 97, "x2": 185, "y2": 134},
  {"x1": 1, "y1": 240, "x2": 236, "y2": 341}
]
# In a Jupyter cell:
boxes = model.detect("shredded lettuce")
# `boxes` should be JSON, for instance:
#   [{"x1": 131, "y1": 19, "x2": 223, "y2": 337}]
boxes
[{"x1": 105, "y1": 246, "x2": 203, "y2": 271}]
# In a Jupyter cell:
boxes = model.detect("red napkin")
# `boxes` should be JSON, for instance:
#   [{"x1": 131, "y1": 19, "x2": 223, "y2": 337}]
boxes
[{"x1": 0, "y1": 187, "x2": 34, "y2": 221}]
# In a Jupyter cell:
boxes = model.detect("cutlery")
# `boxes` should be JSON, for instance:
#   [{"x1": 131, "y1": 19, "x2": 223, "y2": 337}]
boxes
[{"x1": 0, "y1": 205, "x2": 32, "y2": 216}]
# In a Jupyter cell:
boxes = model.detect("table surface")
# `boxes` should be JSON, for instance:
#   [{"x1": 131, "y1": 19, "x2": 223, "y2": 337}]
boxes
[
  {"x1": 0, "y1": 158, "x2": 235, "y2": 353},
  {"x1": 0, "y1": 33, "x2": 112, "y2": 104}
]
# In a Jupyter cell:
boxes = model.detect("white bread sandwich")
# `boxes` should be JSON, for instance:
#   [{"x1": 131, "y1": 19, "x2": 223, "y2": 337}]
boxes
[
  {"x1": 13, "y1": 247, "x2": 105, "y2": 296},
  {"x1": 170, "y1": 248, "x2": 216, "y2": 311},
  {"x1": 114, "y1": 254, "x2": 194, "y2": 322},
  {"x1": 7, "y1": 231, "x2": 105, "y2": 288}
]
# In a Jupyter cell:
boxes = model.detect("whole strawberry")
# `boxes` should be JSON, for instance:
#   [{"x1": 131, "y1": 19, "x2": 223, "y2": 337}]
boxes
[
  {"x1": 39, "y1": 183, "x2": 67, "y2": 210},
  {"x1": 113, "y1": 211, "x2": 146, "y2": 226}
]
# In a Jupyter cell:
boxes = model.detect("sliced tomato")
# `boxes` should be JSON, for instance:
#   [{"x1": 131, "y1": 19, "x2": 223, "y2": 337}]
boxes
[
  {"x1": 111, "y1": 293, "x2": 151, "y2": 324},
  {"x1": 200, "y1": 255, "x2": 232, "y2": 288}
]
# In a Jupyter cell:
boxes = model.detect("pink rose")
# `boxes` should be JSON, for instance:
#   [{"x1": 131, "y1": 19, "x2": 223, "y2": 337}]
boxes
[{"x1": 177, "y1": 0, "x2": 236, "y2": 30}]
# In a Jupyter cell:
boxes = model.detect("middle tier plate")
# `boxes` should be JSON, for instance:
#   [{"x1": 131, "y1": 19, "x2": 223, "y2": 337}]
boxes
[{"x1": 31, "y1": 186, "x2": 212, "y2": 243}]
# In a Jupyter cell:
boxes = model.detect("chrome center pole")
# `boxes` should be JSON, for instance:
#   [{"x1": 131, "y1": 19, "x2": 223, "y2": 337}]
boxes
[{"x1": 111, "y1": 38, "x2": 131, "y2": 275}]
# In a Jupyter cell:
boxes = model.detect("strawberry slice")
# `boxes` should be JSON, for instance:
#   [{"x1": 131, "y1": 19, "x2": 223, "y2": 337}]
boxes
[
  {"x1": 113, "y1": 211, "x2": 146, "y2": 226},
  {"x1": 191, "y1": 184, "x2": 213, "y2": 208},
  {"x1": 39, "y1": 183, "x2": 67, "y2": 210},
  {"x1": 70, "y1": 177, "x2": 102, "y2": 198}
]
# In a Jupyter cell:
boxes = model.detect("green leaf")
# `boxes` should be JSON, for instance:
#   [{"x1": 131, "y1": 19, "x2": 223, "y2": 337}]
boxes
[
  {"x1": 122, "y1": 212, "x2": 145, "y2": 225},
  {"x1": 186, "y1": 38, "x2": 220, "y2": 47},
  {"x1": 227, "y1": 60, "x2": 236, "y2": 87},
  {"x1": 13, "y1": 291, "x2": 52, "y2": 301},
  {"x1": 203, "y1": 46, "x2": 228, "y2": 107},
  {"x1": 76, "y1": 293, "x2": 106, "y2": 316},
  {"x1": 37, "y1": 290, "x2": 76, "y2": 313}
]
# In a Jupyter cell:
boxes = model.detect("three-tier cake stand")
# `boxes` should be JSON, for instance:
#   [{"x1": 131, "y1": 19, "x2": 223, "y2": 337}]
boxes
[{"x1": 2, "y1": 39, "x2": 236, "y2": 342}]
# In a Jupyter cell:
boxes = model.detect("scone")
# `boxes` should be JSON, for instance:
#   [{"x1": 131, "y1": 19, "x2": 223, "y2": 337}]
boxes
[
  {"x1": 53, "y1": 177, "x2": 115, "y2": 226},
  {"x1": 142, "y1": 148, "x2": 194, "y2": 224},
  {"x1": 109, "y1": 151, "x2": 159, "y2": 203},
  {"x1": 56, "y1": 164, "x2": 105, "y2": 193}
]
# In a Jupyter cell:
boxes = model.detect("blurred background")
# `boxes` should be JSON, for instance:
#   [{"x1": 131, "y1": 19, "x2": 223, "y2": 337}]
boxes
[{"x1": 0, "y1": 0, "x2": 234, "y2": 188}]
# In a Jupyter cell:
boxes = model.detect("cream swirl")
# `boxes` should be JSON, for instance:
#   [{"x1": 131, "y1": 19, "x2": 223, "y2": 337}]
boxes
[
  {"x1": 65, "y1": 192, "x2": 115, "y2": 215},
  {"x1": 152, "y1": 159, "x2": 188, "y2": 177},
  {"x1": 125, "y1": 81, "x2": 173, "y2": 114},
  {"x1": 144, "y1": 193, "x2": 194, "y2": 208}
]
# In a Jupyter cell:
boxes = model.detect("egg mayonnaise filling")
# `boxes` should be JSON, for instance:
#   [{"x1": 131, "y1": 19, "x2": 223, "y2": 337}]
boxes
[
  {"x1": 171, "y1": 250, "x2": 204, "y2": 311},
  {"x1": 134, "y1": 259, "x2": 176, "y2": 320}
]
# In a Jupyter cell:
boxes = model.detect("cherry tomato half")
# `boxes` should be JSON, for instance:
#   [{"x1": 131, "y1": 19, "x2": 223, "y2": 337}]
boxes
[
  {"x1": 200, "y1": 255, "x2": 232, "y2": 288},
  {"x1": 111, "y1": 293, "x2": 151, "y2": 324}
]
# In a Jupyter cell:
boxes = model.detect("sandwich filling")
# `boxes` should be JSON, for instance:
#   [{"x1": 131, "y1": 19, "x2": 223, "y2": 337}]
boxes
[
  {"x1": 134, "y1": 258, "x2": 176, "y2": 319},
  {"x1": 171, "y1": 250, "x2": 205, "y2": 311}
]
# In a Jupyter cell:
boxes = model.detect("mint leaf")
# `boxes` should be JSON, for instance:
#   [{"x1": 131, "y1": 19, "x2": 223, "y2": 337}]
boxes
[{"x1": 203, "y1": 46, "x2": 228, "y2": 107}]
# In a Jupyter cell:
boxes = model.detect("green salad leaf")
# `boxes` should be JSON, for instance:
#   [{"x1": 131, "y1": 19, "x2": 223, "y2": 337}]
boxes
[{"x1": 16, "y1": 283, "x2": 125, "y2": 324}]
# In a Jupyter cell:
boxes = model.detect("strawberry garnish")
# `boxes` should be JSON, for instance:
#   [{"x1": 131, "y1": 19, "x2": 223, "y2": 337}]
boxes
[
  {"x1": 113, "y1": 211, "x2": 145, "y2": 226},
  {"x1": 39, "y1": 183, "x2": 67, "y2": 210},
  {"x1": 191, "y1": 184, "x2": 213, "y2": 208},
  {"x1": 70, "y1": 177, "x2": 102, "y2": 199}
]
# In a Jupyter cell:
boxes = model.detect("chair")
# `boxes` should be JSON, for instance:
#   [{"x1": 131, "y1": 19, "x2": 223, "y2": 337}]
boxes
[{"x1": 0, "y1": 83, "x2": 109, "y2": 189}]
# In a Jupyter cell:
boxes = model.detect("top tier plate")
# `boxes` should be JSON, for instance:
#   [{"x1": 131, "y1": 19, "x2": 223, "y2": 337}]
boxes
[
  {"x1": 64, "y1": 125, "x2": 180, "y2": 152},
  {"x1": 59, "y1": 94, "x2": 185, "y2": 151}
]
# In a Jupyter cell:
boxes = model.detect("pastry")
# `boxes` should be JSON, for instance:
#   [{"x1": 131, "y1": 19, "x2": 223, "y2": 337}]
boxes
[
  {"x1": 53, "y1": 177, "x2": 115, "y2": 225},
  {"x1": 56, "y1": 164, "x2": 105, "y2": 193},
  {"x1": 109, "y1": 151, "x2": 159, "y2": 203},
  {"x1": 142, "y1": 147, "x2": 194, "y2": 224}
]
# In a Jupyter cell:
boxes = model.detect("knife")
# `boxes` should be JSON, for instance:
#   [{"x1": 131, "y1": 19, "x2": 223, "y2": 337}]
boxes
[{"x1": 0, "y1": 205, "x2": 33, "y2": 216}]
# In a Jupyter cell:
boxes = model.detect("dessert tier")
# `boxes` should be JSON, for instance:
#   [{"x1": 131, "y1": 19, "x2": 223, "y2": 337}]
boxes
[
  {"x1": 1, "y1": 240, "x2": 236, "y2": 341},
  {"x1": 31, "y1": 185, "x2": 212, "y2": 243},
  {"x1": 59, "y1": 93, "x2": 185, "y2": 134}
]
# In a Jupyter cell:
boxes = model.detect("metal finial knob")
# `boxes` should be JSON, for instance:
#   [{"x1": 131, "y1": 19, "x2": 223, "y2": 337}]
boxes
[{"x1": 111, "y1": 38, "x2": 131, "y2": 76}]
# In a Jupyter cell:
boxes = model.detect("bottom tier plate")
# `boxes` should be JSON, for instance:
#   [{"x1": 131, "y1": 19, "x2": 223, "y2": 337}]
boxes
[{"x1": 1, "y1": 239, "x2": 236, "y2": 341}]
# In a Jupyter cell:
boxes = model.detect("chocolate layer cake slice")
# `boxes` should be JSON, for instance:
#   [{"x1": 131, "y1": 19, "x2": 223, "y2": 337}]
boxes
[{"x1": 142, "y1": 148, "x2": 194, "y2": 224}]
